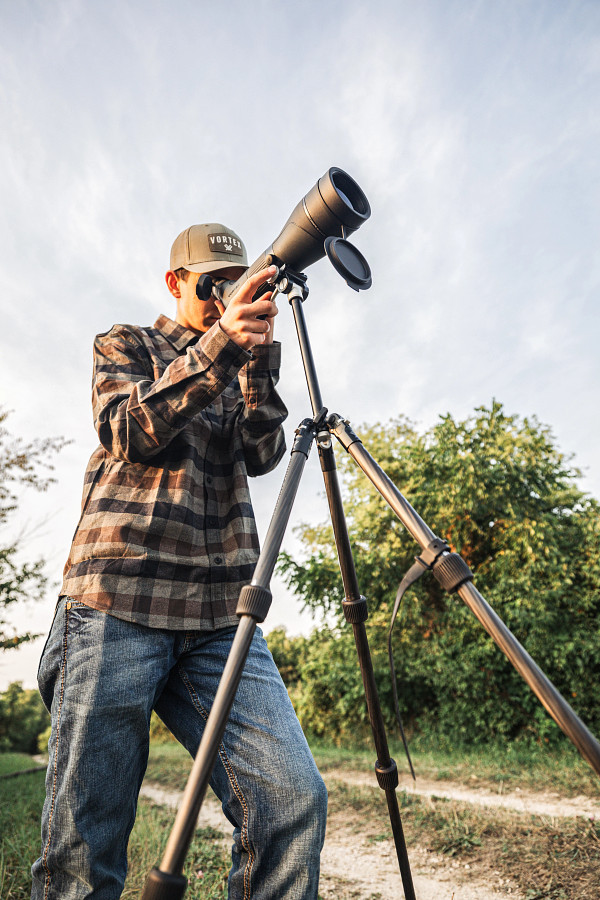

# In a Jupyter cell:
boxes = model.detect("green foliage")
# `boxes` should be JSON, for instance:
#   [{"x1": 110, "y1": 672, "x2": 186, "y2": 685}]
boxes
[
  {"x1": 0, "y1": 408, "x2": 67, "y2": 650},
  {"x1": 278, "y1": 402, "x2": 600, "y2": 746},
  {"x1": 149, "y1": 710, "x2": 177, "y2": 744},
  {"x1": 37, "y1": 723, "x2": 51, "y2": 754},
  {"x1": 270, "y1": 625, "x2": 371, "y2": 743},
  {"x1": 265, "y1": 626, "x2": 310, "y2": 703},
  {"x1": 0, "y1": 682, "x2": 50, "y2": 754}
]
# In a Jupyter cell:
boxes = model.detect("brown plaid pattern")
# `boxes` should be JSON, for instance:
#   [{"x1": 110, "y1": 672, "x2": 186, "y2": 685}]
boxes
[{"x1": 61, "y1": 315, "x2": 287, "y2": 630}]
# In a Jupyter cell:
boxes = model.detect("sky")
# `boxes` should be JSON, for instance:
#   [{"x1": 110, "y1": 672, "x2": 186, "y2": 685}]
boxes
[{"x1": 1, "y1": 0, "x2": 599, "y2": 690}]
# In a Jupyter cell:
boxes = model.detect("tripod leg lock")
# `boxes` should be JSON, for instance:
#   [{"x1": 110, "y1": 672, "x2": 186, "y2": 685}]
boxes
[
  {"x1": 432, "y1": 552, "x2": 473, "y2": 594},
  {"x1": 236, "y1": 584, "x2": 273, "y2": 622},
  {"x1": 292, "y1": 418, "x2": 318, "y2": 457},
  {"x1": 342, "y1": 595, "x2": 368, "y2": 624},
  {"x1": 375, "y1": 758, "x2": 399, "y2": 790}
]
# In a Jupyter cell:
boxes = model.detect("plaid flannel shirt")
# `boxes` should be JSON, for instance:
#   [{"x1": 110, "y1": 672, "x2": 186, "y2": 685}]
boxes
[{"x1": 61, "y1": 314, "x2": 287, "y2": 630}]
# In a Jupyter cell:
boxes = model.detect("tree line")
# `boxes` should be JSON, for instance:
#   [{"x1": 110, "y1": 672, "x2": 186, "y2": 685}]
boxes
[
  {"x1": 272, "y1": 402, "x2": 600, "y2": 748},
  {"x1": 1, "y1": 402, "x2": 598, "y2": 752}
]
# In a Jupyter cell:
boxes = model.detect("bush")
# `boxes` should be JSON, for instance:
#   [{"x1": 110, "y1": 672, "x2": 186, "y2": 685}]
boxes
[
  {"x1": 277, "y1": 403, "x2": 600, "y2": 747},
  {"x1": 0, "y1": 682, "x2": 49, "y2": 754},
  {"x1": 149, "y1": 711, "x2": 177, "y2": 744}
]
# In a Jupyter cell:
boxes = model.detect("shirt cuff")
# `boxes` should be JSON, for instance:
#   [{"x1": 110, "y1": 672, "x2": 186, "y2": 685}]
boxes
[
  {"x1": 245, "y1": 340, "x2": 282, "y2": 370},
  {"x1": 194, "y1": 321, "x2": 253, "y2": 372}
]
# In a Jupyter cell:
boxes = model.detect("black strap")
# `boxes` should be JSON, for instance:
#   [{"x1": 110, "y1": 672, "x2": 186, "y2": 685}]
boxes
[{"x1": 387, "y1": 559, "x2": 427, "y2": 782}]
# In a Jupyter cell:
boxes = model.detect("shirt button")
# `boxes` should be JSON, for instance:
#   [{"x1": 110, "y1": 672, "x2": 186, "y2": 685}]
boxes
[
  {"x1": 214, "y1": 556, "x2": 223, "y2": 565},
  {"x1": 205, "y1": 475, "x2": 213, "y2": 485}
]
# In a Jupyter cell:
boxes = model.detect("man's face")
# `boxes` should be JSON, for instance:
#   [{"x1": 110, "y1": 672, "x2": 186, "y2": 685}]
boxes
[{"x1": 167, "y1": 267, "x2": 246, "y2": 334}]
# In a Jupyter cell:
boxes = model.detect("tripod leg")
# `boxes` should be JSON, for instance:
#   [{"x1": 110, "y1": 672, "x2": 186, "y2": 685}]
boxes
[
  {"x1": 142, "y1": 420, "x2": 316, "y2": 900},
  {"x1": 329, "y1": 413, "x2": 600, "y2": 778},
  {"x1": 318, "y1": 440, "x2": 417, "y2": 900}
]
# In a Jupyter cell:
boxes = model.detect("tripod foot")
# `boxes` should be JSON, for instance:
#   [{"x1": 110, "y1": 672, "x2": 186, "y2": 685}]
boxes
[{"x1": 141, "y1": 867, "x2": 187, "y2": 900}]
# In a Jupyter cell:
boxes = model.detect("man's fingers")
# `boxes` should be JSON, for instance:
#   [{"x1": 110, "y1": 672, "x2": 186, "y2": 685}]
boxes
[
  {"x1": 249, "y1": 264, "x2": 277, "y2": 287},
  {"x1": 236, "y1": 266, "x2": 278, "y2": 303},
  {"x1": 243, "y1": 317, "x2": 271, "y2": 335},
  {"x1": 250, "y1": 297, "x2": 278, "y2": 318},
  {"x1": 218, "y1": 265, "x2": 279, "y2": 350}
]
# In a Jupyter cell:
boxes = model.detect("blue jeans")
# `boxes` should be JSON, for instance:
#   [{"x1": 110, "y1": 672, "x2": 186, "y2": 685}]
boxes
[{"x1": 31, "y1": 599, "x2": 327, "y2": 900}]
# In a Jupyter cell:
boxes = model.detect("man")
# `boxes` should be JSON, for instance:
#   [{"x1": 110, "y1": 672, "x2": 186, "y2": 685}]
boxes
[{"x1": 31, "y1": 223, "x2": 327, "y2": 900}]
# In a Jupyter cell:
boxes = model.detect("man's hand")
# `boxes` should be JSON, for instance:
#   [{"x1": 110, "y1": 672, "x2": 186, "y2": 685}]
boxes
[{"x1": 216, "y1": 266, "x2": 278, "y2": 351}]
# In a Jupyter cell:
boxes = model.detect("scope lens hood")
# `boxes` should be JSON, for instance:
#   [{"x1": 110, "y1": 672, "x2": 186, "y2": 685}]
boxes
[{"x1": 324, "y1": 167, "x2": 371, "y2": 227}]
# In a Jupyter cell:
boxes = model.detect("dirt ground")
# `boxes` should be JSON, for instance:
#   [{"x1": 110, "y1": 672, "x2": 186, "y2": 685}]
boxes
[
  {"x1": 142, "y1": 766, "x2": 596, "y2": 899},
  {"x1": 327, "y1": 767, "x2": 600, "y2": 820}
]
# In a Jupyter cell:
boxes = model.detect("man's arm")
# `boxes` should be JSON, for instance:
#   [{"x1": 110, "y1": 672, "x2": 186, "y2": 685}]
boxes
[
  {"x1": 93, "y1": 324, "x2": 252, "y2": 463},
  {"x1": 232, "y1": 341, "x2": 288, "y2": 476},
  {"x1": 93, "y1": 266, "x2": 284, "y2": 465},
  {"x1": 216, "y1": 264, "x2": 286, "y2": 474}
]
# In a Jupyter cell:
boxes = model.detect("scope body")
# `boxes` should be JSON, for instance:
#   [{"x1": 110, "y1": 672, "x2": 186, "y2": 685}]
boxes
[{"x1": 218, "y1": 167, "x2": 370, "y2": 306}]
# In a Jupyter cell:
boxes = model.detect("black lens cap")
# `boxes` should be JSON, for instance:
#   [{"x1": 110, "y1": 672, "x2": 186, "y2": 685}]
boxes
[{"x1": 324, "y1": 237, "x2": 372, "y2": 291}]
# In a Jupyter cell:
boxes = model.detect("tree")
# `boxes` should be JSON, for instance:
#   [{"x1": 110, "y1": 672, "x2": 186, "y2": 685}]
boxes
[
  {"x1": 0, "y1": 408, "x2": 67, "y2": 650},
  {"x1": 0, "y1": 681, "x2": 50, "y2": 753},
  {"x1": 278, "y1": 402, "x2": 600, "y2": 746}
]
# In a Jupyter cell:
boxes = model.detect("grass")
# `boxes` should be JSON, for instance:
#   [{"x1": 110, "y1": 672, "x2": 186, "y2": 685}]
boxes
[
  {"x1": 144, "y1": 739, "x2": 600, "y2": 898},
  {"x1": 146, "y1": 740, "x2": 195, "y2": 785},
  {"x1": 307, "y1": 733, "x2": 600, "y2": 798},
  {"x1": 0, "y1": 752, "x2": 45, "y2": 777},
  {"x1": 144, "y1": 733, "x2": 600, "y2": 798},
  {"x1": 123, "y1": 803, "x2": 228, "y2": 899},
  {"x1": 0, "y1": 760, "x2": 47, "y2": 900},
  {"x1": 0, "y1": 752, "x2": 229, "y2": 899},
  {"x1": 2, "y1": 736, "x2": 600, "y2": 898}
]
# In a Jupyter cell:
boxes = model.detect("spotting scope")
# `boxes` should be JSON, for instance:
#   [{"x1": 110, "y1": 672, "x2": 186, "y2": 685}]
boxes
[{"x1": 215, "y1": 167, "x2": 372, "y2": 303}]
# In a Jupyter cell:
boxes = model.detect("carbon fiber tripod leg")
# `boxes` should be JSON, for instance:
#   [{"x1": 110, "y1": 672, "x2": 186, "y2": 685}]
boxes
[
  {"x1": 141, "y1": 420, "x2": 317, "y2": 900},
  {"x1": 318, "y1": 438, "x2": 416, "y2": 900}
]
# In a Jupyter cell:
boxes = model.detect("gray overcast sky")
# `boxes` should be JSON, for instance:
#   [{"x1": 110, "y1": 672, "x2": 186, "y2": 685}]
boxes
[{"x1": 1, "y1": 0, "x2": 599, "y2": 689}]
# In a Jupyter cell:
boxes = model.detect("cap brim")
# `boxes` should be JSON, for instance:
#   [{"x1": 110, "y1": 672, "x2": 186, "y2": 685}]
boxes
[{"x1": 184, "y1": 260, "x2": 248, "y2": 277}]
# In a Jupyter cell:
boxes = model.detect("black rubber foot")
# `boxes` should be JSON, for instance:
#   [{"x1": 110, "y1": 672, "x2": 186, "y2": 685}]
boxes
[{"x1": 141, "y1": 867, "x2": 187, "y2": 900}]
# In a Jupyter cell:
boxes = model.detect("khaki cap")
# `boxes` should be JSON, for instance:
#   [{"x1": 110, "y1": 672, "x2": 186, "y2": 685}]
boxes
[{"x1": 170, "y1": 223, "x2": 248, "y2": 275}]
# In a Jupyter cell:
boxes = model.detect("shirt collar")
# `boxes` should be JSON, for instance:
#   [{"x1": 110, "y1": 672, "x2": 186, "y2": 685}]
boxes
[{"x1": 154, "y1": 314, "x2": 200, "y2": 352}]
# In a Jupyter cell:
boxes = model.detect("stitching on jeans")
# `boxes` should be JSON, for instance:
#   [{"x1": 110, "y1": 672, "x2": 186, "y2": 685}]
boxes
[
  {"x1": 177, "y1": 664, "x2": 255, "y2": 900},
  {"x1": 41, "y1": 602, "x2": 70, "y2": 899}
]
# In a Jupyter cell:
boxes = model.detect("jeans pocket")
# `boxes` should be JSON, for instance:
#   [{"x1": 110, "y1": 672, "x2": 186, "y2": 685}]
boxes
[
  {"x1": 36, "y1": 597, "x2": 66, "y2": 683},
  {"x1": 65, "y1": 600, "x2": 104, "y2": 641}
]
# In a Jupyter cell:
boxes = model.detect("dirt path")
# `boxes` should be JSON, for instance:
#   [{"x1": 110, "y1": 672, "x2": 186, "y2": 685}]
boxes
[
  {"x1": 140, "y1": 779, "x2": 526, "y2": 899},
  {"x1": 325, "y1": 768, "x2": 600, "y2": 820},
  {"x1": 36, "y1": 752, "x2": 596, "y2": 896},
  {"x1": 317, "y1": 823, "x2": 519, "y2": 899}
]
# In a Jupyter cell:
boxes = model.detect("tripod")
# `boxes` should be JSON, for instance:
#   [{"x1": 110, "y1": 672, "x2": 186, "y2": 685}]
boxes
[{"x1": 143, "y1": 269, "x2": 600, "y2": 900}]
